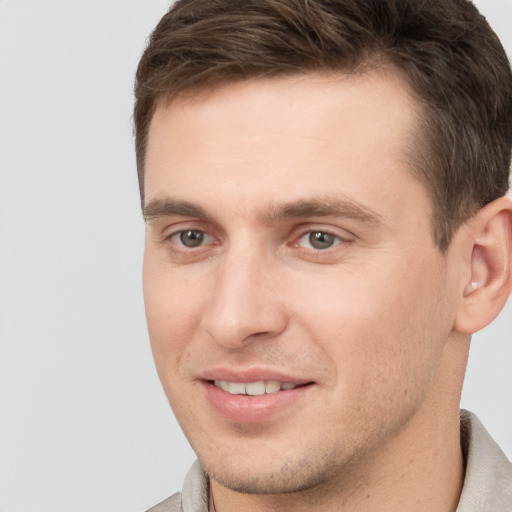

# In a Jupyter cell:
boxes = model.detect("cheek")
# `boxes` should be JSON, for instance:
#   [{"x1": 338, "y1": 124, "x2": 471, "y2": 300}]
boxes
[
  {"x1": 292, "y1": 256, "x2": 450, "y2": 396},
  {"x1": 142, "y1": 255, "x2": 206, "y2": 368},
  {"x1": 143, "y1": 264, "x2": 207, "y2": 418}
]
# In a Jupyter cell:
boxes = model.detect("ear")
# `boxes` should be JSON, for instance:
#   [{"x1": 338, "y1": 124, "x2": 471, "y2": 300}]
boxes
[{"x1": 454, "y1": 194, "x2": 512, "y2": 334}]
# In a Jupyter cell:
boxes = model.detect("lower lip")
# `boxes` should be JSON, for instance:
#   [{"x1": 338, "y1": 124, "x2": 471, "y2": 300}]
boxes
[{"x1": 202, "y1": 382, "x2": 312, "y2": 423}]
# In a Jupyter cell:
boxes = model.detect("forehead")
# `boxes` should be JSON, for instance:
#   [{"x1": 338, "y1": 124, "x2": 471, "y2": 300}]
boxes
[{"x1": 144, "y1": 70, "x2": 425, "y2": 219}]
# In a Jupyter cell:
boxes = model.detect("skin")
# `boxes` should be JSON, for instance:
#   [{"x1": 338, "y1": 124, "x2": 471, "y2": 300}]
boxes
[{"x1": 142, "y1": 71, "x2": 476, "y2": 512}]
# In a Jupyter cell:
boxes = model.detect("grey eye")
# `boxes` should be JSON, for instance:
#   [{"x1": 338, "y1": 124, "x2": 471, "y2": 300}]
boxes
[
  {"x1": 299, "y1": 231, "x2": 339, "y2": 250},
  {"x1": 179, "y1": 230, "x2": 206, "y2": 248}
]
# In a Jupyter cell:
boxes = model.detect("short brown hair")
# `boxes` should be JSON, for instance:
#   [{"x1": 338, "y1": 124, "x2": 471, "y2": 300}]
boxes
[{"x1": 134, "y1": 0, "x2": 512, "y2": 251}]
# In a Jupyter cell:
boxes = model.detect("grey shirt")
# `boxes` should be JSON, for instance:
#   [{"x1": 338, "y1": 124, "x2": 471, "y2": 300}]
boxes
[{"x1": 147, "y1": 411, "x2": 512, "y2": 512}]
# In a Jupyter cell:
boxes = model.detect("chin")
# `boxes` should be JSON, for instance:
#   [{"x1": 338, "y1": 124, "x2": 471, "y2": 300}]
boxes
[
  {"x1": 199, "y1": 446, "x2": 348, "y2": 496},
  {"x1": 207, "y1": 467, "x2": 328, "y2": 495}
]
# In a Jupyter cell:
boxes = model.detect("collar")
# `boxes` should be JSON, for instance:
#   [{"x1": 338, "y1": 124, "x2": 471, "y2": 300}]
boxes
[{"x1": 456, "y1": 410, "x2": 512, "y2": 511}]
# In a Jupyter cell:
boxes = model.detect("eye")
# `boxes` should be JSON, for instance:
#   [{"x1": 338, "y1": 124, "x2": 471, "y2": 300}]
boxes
[
  {"x1": 298, "y1": 231, "x2": 341, "y2": 250},
  {"x1": 172, "y1": 229, "x2": 211, "y2": 248}
]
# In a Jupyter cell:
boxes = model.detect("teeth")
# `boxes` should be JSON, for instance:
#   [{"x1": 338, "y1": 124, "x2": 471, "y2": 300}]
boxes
[
  {"x1": 265, "y1": 380, "x2": 281, "y2": 393},
  {"x1": 228, "y1": 382, "x2": 246, "y2": 395},
  {"x1": 213, "y1": 380, "x2": 298, "y2": 395},
  {"x1": 246, "y1": 381, "x2": 266, "y2": 396}
]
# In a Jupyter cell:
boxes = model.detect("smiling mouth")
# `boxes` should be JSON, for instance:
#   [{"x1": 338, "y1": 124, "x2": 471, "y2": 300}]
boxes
[
  {"x1": 212, "y1": 380, "x2": 305, "y2": 396},
  {"x1": 204, "y1": 378, "x2": 314, "y2": 422}
]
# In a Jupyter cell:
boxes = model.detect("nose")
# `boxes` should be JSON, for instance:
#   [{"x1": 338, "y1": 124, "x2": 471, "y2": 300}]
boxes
[{"x1": 201, "y1": 250, "x2": 288, "y2": 349}]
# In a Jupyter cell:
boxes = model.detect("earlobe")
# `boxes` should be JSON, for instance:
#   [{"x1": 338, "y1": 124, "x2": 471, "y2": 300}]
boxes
[{"x1": 454, "y1": 194, "x2": 512, "y2": 334}]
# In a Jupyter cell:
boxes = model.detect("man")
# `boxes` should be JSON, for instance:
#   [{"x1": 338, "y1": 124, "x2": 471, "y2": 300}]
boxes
[{"x1": 134, "y1": 0, "x2": 512, "y2": 510}]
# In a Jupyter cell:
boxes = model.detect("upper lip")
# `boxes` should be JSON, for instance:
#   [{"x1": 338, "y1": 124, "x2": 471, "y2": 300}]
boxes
[{"x1": 198, "y1": 367, "x2": 312, "y2": 385}]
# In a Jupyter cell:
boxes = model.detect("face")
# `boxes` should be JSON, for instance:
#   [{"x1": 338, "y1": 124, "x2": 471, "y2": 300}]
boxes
[{"x1": 143, "y1": 72, "x2": 461, "y2": 495}]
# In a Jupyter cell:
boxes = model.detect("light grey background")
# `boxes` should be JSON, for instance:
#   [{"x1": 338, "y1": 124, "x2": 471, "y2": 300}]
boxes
[{"x1": 0, "y1": 1, "x2": 510, "y2": 511}]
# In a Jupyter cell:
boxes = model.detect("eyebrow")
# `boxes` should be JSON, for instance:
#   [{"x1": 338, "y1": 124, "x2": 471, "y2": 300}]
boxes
[
  {"x1": 262, "y1": 197, "x2": 382, "y2": 225},
  {"x1": 143, "y1": 198, "x2": 209, "y2": 222},
  {"x1": 143, "y1": 196, "x2": 382, "y2": 226}
]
